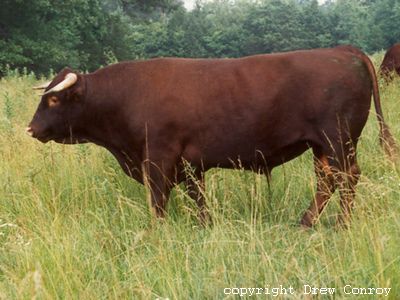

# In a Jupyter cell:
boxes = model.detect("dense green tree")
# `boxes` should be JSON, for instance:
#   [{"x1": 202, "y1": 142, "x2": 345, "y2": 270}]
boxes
[
  {"x1": 367, "y1": 0, "x2": 400, "y2": 51},
  {"x1": 0, "y1": 0, "x2": 127, "y2": 73},
  {"x1": 1, "y1": 0, "x2": 400, "y2": 75},
  {"x1": 242, "y1": 0, "x2": 306, "y2": 54},
  {"x1": 118, "y1": 0, "x2": 183, "y2": 19},
  {"x1": 0, "y1": 0, "x2": 183, "y2": 74},
  {"x1": 300, "y1": 0, "x2": 333, "y2": 48},
  {"x1": 0, "y1": 0, "x2": 81, "y2": 73}
]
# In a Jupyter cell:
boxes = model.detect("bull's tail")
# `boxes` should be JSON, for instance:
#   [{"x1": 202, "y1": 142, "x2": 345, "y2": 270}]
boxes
[{"x1": 363, "y1": 55, "x2": 398, "y2": 160}]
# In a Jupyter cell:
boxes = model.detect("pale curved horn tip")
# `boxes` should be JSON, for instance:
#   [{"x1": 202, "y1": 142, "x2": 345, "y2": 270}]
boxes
[{"x1": 42, "y1": 73, "x2": 78, "y2": 96}]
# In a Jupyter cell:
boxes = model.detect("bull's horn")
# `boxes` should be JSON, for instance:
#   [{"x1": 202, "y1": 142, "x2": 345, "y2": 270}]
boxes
[
  {"x1": 32, "y1": 81, "x2": 52, "y2": 90},
  {"x1": 43, "y1": 73, "x2": 78, "y2": 95}
]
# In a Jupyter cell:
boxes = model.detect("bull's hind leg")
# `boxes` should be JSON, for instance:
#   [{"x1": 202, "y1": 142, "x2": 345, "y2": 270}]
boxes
[
  {"x1": 300, "y1": 142, "x2": 361, "y2": 228},
  {"x1": 300, "y1": 149, "x2": 337, "y2": 227},
  {"x1": 185, "y1": 170, "x2": 211, "y2": 225}
]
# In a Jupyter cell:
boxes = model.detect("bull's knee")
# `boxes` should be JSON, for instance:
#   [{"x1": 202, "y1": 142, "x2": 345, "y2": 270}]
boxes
[{"x1": 317, "y1": 155, "x2": 337, "y2": 193}]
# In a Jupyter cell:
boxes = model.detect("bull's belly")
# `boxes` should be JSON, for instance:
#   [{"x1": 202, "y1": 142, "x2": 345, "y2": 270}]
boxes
[{"x1": 185, "y1": 140, "x2": 311, "y2": 172}]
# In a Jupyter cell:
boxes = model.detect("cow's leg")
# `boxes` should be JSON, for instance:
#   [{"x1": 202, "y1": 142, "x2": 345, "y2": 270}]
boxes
[
  {"x1": 300, "y1": 151, "x2": 336, "y2": 227},
  {"x1": 185, "y1": 170, "x2": 211, "y2": 225},
  {"x1": 337, "y1": 159, "x2": 361, "y2": 227},
  {"x1": 143, "y1": 160, "x2": 174, "y2": 218}
]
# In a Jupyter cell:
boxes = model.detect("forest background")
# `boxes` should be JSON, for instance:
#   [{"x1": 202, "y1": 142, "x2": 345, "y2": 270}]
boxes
[{"x1": 1, "y1": 0, "x2": 399, "y2": 75}]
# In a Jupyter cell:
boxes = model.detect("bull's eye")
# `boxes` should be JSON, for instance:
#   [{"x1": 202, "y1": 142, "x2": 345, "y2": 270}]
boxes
[{"x1": 48, "y1": 96, "x2": 60, "y2": 107}]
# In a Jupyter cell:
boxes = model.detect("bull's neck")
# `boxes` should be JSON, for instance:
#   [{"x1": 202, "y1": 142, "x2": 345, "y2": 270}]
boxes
[{"x1": 78, "y1": 72, "x2": 132, "y2": 152}]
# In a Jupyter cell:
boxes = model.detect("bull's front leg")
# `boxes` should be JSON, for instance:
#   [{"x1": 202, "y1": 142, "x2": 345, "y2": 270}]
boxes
[
  {"x1": 185, "y1": 170, "x2": 211, "y2": 225},
  {"x1": 142, "y1": 158, "x2": 174, "y2": 218}
]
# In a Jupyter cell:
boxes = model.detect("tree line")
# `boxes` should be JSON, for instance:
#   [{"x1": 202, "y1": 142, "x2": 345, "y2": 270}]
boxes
[{"x1": 1, "y1": 0, "x2": 399, "y2": 75}]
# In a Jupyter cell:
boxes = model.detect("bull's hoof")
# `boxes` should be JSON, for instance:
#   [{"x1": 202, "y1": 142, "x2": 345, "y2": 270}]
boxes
[{"x1": 299, "y1": 214, "x2": 314, "y2": 228}]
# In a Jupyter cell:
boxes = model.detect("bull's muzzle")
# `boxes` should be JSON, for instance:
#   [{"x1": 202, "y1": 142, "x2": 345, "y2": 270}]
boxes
[{"x1": 26, "y1": 127, "x2": 34, "y2": 137}]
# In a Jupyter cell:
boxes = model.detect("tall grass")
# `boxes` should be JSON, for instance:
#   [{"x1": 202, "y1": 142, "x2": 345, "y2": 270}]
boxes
[{"x1": 0, "y1": 55, "x2": 399, "y2": 299}]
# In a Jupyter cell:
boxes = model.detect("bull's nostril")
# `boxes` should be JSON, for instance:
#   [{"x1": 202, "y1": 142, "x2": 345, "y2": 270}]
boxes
[{"x1": 26, "y1": 127, "x2": 33, "y2": 137}]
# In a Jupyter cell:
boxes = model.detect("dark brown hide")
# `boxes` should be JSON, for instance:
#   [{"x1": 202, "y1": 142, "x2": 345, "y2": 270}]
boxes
[
  {"x1": 380, "y1": 43, "x2": 400, "y2": 80},
  {"x1": 28, "y1": 46, "x2": 396, "y2": 226}
]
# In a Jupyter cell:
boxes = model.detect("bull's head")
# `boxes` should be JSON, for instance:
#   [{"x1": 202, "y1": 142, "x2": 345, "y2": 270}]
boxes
[{"x1": 27, "y1": 68, "x2": 86, "y2": 144}]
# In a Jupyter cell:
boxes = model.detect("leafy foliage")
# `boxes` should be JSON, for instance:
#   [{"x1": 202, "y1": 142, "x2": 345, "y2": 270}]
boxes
[{"x1": 1, "y1": 0, "x2": 400, "y2": 75}]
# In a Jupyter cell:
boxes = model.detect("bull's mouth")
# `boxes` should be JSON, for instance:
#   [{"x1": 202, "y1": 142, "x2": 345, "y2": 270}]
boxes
[
  {"x1": 29, "y1": 132, "x2": 75, "y2": 144},
  {"x1": 27, "y1": 127, "x2": 88, "y2": 144},
  {"x1": 27, "y1": 130, "x2": 54, "y2": 143}
]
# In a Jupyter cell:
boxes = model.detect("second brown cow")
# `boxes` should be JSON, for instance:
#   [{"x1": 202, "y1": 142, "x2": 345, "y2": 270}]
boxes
[{"x1": 380, "y1": 43, "x2": 400, "y2": 80}]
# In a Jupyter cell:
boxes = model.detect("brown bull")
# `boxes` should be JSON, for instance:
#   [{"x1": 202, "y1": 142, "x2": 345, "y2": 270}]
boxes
[
  {"x1": 380, "y1": 43, "x2": 400, "y2": 80},
  {"x1": 27, "y1": 46, "x2": 396, "y2": 226}
]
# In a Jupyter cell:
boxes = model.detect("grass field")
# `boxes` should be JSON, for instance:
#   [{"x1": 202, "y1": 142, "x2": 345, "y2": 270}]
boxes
[{"x1": 0, "y1": 54, "x2": 399, "y2": 299}]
